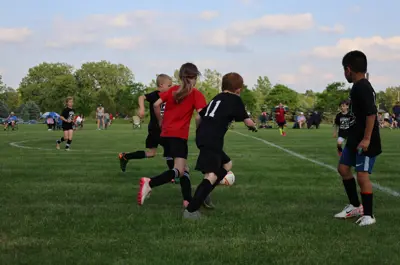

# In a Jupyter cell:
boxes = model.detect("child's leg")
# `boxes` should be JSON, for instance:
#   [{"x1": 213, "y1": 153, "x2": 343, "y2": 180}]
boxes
[
  {"x1": 66, "y1": 130, "x2": 73, "y2": 149},
  {"x1": 56, "y1": 131, "x2": 68, "y2": 148}
]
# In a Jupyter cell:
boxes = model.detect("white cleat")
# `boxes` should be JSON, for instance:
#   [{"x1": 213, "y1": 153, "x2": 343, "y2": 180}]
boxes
[
  {"x1": 334, "y1": 204, "x2": 363, "y2": 219},
  {"x1": 137, "y1": 177, "x2": 152, "y2": 205},
  {"x1": 356, "y1": 215, "x2": 376, "y2": 226}
]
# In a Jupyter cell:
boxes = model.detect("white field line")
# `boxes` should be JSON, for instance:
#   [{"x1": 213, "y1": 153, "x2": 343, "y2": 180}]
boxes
[{"x1": 232, "y1": 131, "x2": 400, "y2": 198}]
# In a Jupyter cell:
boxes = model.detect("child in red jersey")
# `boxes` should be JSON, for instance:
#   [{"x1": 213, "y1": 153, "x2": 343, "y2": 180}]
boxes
[
  {"x1": 137, "y1": 63, "x2": 207, "y2": 207},
  {"x1": 275, "y1": 103, "x2": 287, "y2": 136}
]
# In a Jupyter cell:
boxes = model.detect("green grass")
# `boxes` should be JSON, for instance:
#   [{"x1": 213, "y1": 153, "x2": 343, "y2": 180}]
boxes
[{"x1": 1, "y1": 123, "x2": 400, "y2": 265}]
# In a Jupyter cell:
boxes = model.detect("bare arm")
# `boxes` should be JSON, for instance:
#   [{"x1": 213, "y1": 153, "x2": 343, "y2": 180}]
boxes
[
  {"x1": 153, "y1": 98, "x2": 164, "y2": 126},
  {"x1": 138, "y1": 95, "x2": 146, "y2": 118}
]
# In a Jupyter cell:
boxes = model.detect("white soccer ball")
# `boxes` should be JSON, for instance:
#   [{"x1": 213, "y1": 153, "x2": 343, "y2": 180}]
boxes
[{"x1": 219, "y1": 171, "x2": 235, "y2": 186}]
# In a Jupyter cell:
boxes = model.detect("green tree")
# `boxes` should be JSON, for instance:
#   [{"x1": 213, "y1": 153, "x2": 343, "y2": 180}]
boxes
[
  {"x1": 19, "y1": 63, "x2": 77, "y2": 111},
  {"x1": 266, "y1": 84, "x2": 299, "y2": 109},
  {"x1": 197, "y1": 69, "x2": 221, "y2": 102},
  {"x1": 0, "y1": 100, "x2": 9, "y2": 118},
  {"x1": 241, "y1": 85, "x2": 257, "y2": 114},
  {"x1": 21, "y1": 101, "x2": 41, "y2": 120},
  {"x1": 115, "y1": 82, "x2": 147, "y2": 116},
  {"x1": 253, "y1": 76, "x2": 272, "y2": 111},
  {"x1": 315, "y1": 82, "x2": 350, "y2": 113}
]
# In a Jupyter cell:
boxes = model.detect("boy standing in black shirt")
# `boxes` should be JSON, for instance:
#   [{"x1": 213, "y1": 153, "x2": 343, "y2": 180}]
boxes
[
  {"x1": 118, "y1": 74, "x2": 172, "y2": 172},
  {"x1": 334, "y1": 50, "x2": 381, "y2": 226},
  {"x1": 56, "y1": 97, "x2": 75, "y2": 151},
  {"x1": 333, "y1": 100, "x2": 351, "y2": 156},
  {"x1": 184, "y1": 73, "x2": 257, "y2": 220}
]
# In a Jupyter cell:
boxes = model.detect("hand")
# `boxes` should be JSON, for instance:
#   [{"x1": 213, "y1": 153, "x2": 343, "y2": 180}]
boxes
[
  {"x1": 138, "y1": 108, "x2": 145, "y2": 118},
  {"x1": 357, "y1": 138, "x2": 370, "y2": 153}
]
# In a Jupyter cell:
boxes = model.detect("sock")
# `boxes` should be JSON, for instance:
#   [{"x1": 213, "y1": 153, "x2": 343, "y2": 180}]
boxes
[
  {"x1": 337, "y1": 145, "x2": 343, "y2": 152},
  {"x1": 149, "y1": 169, "x2": 178, "y2": 188},
  {"x1": 279, "y1": 128, "x2": 283, "y2": 135},
  {"x1": 186, "y1": 179, "x2": 213, "y2": 213},
  {"x1": 56, "y1": 137, "x2": 65, "y2": 144},
  {"x1": 166, "y1": 158, "x2": 174, "y2": 169},
  {"x1": 180, "y1": 171, "x2": 192, "y2": 202},
  {"x1": 342, "y1": 178, "x2": 360, "y2": 207},
  {"x1": 125, "y1": 151, "x2": 146, "y2": 160},
  {"x1": 361, "y1": 192, "x2": 373, "y2": 216},
  {"x1": 66, "y1": 139, "x2": 72, "y2": 149}
]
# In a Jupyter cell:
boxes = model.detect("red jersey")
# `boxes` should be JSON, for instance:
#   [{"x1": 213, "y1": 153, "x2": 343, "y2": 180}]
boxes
[
  {"x1": 275, "y1": 107, "x2": 286, "y2": 123},
  {"x1": 160, "y1": 85, "x2": 206, "y2": 140}
]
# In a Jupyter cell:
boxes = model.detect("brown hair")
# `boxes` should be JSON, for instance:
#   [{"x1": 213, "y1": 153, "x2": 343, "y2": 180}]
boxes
[
  {"x1": 156, "y1": 74, "x2": 172, "y2": 87},
  {"x1": 222, "y1": 72, "x2": 243, "y2": 92},
  {"x1": 65, "y1": 96, "x2": 73, "y2": 104},
  {"x1": 174, "y1": 63, "x2": 200, "y2": 103}
]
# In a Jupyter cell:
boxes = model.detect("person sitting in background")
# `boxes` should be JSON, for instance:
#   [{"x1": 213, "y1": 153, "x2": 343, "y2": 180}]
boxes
[
  {"x1": 46, "y1": 115, "x2": 55, "y2": 130},
  {"x1": 4, "y1": 112, "x2": 17, "y2": 131},
  {"x1": 377, "y1": 113, "x2": 384, "y2": 128},
  {"x1": 307, "y1": 111, "x2": 322, "y2": 129},
  {"x1": 393, "y1": 101, "x2": 400, "y2": 125},
  {"x1": 390, "y1": 113, "x2": 398, "y2": 129},
  {"x1": 259, "y1": 111, "x2": 268, "y2": 128},
  {"x1": 297, "y1": 112, "x2": 306, "y2": 128},
  {"x1": 383, "y1": 112, "x2": 391, "y2": 128}
]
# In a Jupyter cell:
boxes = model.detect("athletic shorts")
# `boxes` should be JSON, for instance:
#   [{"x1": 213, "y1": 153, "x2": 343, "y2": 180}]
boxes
[
  {"x1": 62, "y1": 124, "x2": 73, "y2": 131},
  {"x1": 145, "y1": 131, "x2": 161, "y2": 149},
  {"x1": 161, "y1": 137, "x2": 188, "y2": 159},
  {"x1": 195, "y1": 148, "x2": 231, "y2": 174},
  {"x1": 339, "y1": 147, "x2": 377, "y2": 174},
  {"x1": 277, "y1": 121, "x2": 286, "y2": 127},
  {"x1": 97, "y1": 115, "x2": 103, "y2": 120}
]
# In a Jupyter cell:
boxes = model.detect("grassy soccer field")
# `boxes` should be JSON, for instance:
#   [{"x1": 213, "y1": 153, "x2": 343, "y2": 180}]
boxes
[{"x1": 1, "y1": 123, "x2": 400, "y2": 265}]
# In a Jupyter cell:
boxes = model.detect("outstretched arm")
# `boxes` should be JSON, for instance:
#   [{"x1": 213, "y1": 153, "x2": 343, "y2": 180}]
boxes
[{"x1": 138, "y1": 95, "x2": 146, "y2": 118}]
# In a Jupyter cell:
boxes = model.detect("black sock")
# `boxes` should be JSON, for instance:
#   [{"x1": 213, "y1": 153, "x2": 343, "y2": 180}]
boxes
[
  {"x1": 180, "y1": 171, "x2": 192, "y2": 201},
  {"x1": 125, "y1": 151, "x2": 146, "y2": 160},
  {"x1": 361, "y1": 192, "x2": 373, "y2": 216},
  {"x1": 343, "y1": 178, "x2": 360, "y2": 207},
  {"x1": 57, "y1": 137, "x2": 65, "y2": 144},
  {"x1": 166, "y1": 158, "x2": 174, "y2": 170},
  {"x1": 337, "y1": 145, "x2": 343, "y2": 152},
  {"x1": 149, "y1": 169, "x2": 178, "y2": 188},
  {"x1": 186, "y1": 179, "x2": 213, "y2": 212},
  {"x1": 66, "y1": 139, "x2": 72, "y2": 149}
]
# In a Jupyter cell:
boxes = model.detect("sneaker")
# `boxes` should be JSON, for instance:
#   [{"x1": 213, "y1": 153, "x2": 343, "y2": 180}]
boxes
[
  {"x1": 356, "y1": 215, "x2": 376, "y2": 226},
  {"x1": 282, "y1": 132, "x2": 287, "y2": 136},
  {"x1": 334, "y1": 204, "x2": 363, "y2": 219},
  {"x1": 118, "y1": 153, "x2": 128, "y2": 172},
  {"x1": 137, "y1": 178, "x2": 151, "y2": 206},
  {"x1": 65, "y1": 148, "x2": 70, "y2": 151},
  {"x1": 202, "y1": 195, "x2": 215, "y2": 209},
  {"x1": 56, "y1": 143, "x2": 60, "y2": 150},
  {"x1": 183, "y1": 209, "x2": 201, "y2": 220}
]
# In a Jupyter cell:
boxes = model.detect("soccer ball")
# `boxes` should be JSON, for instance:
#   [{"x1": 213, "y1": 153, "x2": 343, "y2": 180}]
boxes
[{"x1": 219, "y1": 171, "x2": 235, "y2": 186}]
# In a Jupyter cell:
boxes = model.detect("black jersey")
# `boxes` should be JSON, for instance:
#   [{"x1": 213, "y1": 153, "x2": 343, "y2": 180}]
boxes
[
  {"x1": 196, "y1": 92, "x2": 249, "y2": 150},
  {"x1": 334, "y1": 112, "x2": 352, "y2": 138},
  {"x1": 61, "y1": 107, "x2": 75, "y2": 124},
  {"x1": 145, "y1": 91, "x2": 165, "y2": 133},
  {"x1": 345, "y1": 78, "x2": 382, "y2": 157}
]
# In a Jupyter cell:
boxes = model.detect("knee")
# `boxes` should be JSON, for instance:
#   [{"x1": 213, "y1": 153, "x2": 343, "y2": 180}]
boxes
[{"x1": 337, "y1": 164, "x2": 351, "y2": 179}]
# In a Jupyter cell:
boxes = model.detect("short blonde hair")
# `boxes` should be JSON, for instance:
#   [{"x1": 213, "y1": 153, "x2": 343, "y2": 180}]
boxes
[
  {"x1": 65, "y1": 96, "x2": 73, "y2": 104},
  {"x1": 156, "y1": 74, "x2": 172, "y2": 87}
]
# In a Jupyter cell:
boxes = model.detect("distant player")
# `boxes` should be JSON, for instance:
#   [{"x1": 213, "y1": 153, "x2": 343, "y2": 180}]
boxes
[
  {"x1": 137, "y1": 63, "x2": 207, "y2": 207},
  {"x1": 183, "y1": 72, "x2": 257, "y2": 219},
  {"x1": 56, "y1": 97, "x2": 75, "y2": 151},
  {"x1": 118, "y1": 74, "x2": 172, "y2": 173},
  {"x1": 335, "y1": 50, "x2": 381, "y2": 226},
  {"x1": 333, "y1": 100, "x2": 351, "y2": 156},
  {"x1": 275, "y1": 103, "x2": 287, "y2": 136}
]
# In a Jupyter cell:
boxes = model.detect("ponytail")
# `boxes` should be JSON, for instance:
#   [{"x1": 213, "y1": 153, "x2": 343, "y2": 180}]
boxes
[{"x1": 174, "y1": 77, "x2": 194, "y2": 103}]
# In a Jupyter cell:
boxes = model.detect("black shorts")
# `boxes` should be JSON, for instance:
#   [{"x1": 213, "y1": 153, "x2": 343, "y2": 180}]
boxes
[
  {"x1": 277, "y1": 121, "x2": 286, "y2": 127},
  {"x1": 145, "y1": 131, "x2": 161, "y2": 149},
  {"x1": 195, "y1": 148, "x2": 231, "y2": 174},
  {"x1": 62, "y1": 124, "x2": 73, "y2": 131},
  {"x1": 161, "y1": 137, "x2": 188, "y2": 159}
]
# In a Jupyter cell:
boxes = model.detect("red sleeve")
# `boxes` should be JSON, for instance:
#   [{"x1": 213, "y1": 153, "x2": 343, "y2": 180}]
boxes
[
  {"x1": 160, "y1": 87, "x2": 175, "y2": 102},
  {"x1": 193, "y1": 89, "x2": 207, "y2": 110}
]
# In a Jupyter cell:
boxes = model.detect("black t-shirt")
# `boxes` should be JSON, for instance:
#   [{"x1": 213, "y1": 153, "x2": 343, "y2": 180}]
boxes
[
  {"x1": 196, "y1": 92, "x2": 249, "y2": 150},
  {"x1": 334, "y1": 112, "x2": 352, "y2": 138},
  {"x1": 61, "y1": 107, "x2": 75, "y2": 126},
  {"x1": 145, "y1": 91, "x2": 165, "y2": 132},
  {"x1": 345, "y1": 78, "x2": 382, "y2": 157}
]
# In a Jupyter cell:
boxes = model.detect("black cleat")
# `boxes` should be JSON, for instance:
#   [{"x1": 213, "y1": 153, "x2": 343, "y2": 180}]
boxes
[{"x1": 118, "y1": 153, "x2": 128, "y2": 172}]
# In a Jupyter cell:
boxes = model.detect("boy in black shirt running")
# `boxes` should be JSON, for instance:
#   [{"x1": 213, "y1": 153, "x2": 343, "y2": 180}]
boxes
[
  {"x1": 333, "y1": 100, "x2": 351, "y2": 156},
  {"x1": 118, "y1": 74, "x2": 172, "y2": 172},
  {"x1": 334, "y1": 50, "x2": 381, "y2": 226},
  {"x1": 56, "y1": 97, "x2": 75, "y2": 151},
  {"x1": 184, "y1": 72, "x2": 257, "y2": 220}
]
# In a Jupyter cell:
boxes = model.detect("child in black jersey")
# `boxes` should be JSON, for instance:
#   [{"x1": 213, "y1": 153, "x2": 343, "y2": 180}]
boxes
[
  {"x1": 56, "y1": 97, "x2": 75, "y2": 151},
  {"x1": 118, "y1": 74, "x2": 172, "y2": 172},
  {"x1": 183, "y1": 72, "x2": 257, "y2": 220},
  {"x1": 333, "y1": 100, "x2": 352, "y2": 156}
]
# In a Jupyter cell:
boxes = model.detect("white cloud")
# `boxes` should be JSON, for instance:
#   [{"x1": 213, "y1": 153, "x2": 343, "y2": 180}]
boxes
[
  {"x1": 310, "y1": 36, "x2": 400, "y2": 61},
  {"x1": 199, "y1": 11, "x2": 219, "y2": 20},
  {"x1": 0, "y1": 28, "x2": 32, "y2": 43},
  {"x1": 105, "y1": 37, "x2": 143, "y2": 50},
  {"x1": 318, "y1": 24, "x2": 345, "y2": 34},
  {"x1": 203, "y1": 13, "x2": 314, "y2": 48}
]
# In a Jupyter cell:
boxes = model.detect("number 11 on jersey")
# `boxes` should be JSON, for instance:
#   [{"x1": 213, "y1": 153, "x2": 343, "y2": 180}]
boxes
[{"x1": 204, "y1": 100, "x2": 221, "y2": 117}]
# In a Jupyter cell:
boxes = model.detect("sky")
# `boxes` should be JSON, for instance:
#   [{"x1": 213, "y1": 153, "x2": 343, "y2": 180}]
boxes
[{"x1": 0, "y1": 0, "x2": 399, "y2": 92}]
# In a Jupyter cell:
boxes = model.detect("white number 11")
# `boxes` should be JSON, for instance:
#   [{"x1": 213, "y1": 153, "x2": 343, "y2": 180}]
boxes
[{"x1": 204, "y1": 100, "x2": 221, "y2": 117}]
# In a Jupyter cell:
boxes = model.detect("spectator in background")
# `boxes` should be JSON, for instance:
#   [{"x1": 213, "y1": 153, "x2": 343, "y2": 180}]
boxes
[
  {"x1": 297, "y1": 112, "x2": 306, "y2": 128},
  {"x1": 383, "y1": 112, "x2": 390, "y2": 128},
  {"x1": 4, "y1": 112, "x2": 17, "y2": 131},
  {"x1": 377, "y1": 113, "x2": 384, "y2": 128},
  {"x1": 393, "y1": 101, "x2": 400, "y2": 126},
  {"x1": 104, "y1": 113, "x2": 110, "y2": 129},
  {"x1": 307, "y1": 111, "x2": 322, "y2": 129},
  {"x1": 96, "y1": 104, "x2": 105, "y2": 130},
  {"x1": 391, "y1": 113, "x2": 398, "y2": 128},
  {"x1": 109, "y1": 113, "x2": 113, "y2": 126}
]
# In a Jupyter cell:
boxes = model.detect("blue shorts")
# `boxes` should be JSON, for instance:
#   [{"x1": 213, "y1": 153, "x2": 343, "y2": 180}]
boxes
[{"x1": 339, "y1": 147, "x2": 377, "y2": 174}]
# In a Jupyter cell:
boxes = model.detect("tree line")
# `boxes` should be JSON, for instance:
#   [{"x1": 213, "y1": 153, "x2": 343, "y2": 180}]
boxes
[{"x1": 0, "y1": 61, "x2": 399, "y2": 121}]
